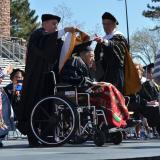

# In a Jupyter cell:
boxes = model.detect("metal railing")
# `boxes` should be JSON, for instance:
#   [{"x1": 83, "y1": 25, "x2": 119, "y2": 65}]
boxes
[{"x1": 0, "y1": 37, "x2": 26, "y2": 64}]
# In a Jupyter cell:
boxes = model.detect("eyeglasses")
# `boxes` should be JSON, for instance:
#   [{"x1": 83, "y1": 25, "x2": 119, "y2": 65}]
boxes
[
  {"x1": 52, "y1": 22, "x2": 58, "y2": 26},
  {"x1": 102, "y1": 22, "x2": 114, "y2": 26}
]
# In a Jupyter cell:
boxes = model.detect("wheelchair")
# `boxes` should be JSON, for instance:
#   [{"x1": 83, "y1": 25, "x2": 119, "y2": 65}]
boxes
[{"x1": 30, "y1": 71, "x2": 123, "y2": 147}]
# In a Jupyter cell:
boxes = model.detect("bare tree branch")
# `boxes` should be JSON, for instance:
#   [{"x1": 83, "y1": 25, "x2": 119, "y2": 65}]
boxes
[
  {"x1": 130, "y1": 28, "x2": 160, "y2": 65},
  {"x1": 53, "y1": 3, "x2": 85, "y2": 30}
]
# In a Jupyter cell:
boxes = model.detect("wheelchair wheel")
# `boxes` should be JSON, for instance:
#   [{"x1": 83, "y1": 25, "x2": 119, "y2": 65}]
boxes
[
  {"x1": 111, "y1": 131, "x2": 123, "y2": 145},
  {"x1": 31, "y1": 96, "x2": 78, "y2": 147},
  {"x1": 93, "y1": 130, "x2": 106, "y2": 146}
]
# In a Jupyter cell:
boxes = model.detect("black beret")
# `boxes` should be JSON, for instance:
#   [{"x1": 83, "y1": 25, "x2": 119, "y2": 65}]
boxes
[
  {"x1": 72, "y1": 41, "x2": 93, "y2": 54},
  {"x1": 102, "y1": 12, "x2": 119, "y2": 25},
  {"x1": 41, "y1": 14, "x2": 61, "y2": 22},
  {"x1": 143, "y1": 63, "x2": 154, "y2": 71}
]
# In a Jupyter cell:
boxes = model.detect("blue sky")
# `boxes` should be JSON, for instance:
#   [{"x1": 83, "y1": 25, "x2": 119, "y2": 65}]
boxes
[{"x1": 29, "y1": 0, "x2": 156, "y2": 38}]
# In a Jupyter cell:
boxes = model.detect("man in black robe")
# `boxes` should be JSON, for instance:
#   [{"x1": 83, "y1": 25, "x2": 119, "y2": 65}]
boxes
[
  {"x1": 17, "y1": 14, "x2": 75, "y2": 146},
  {"x1": 140, "y1": 63, "x2": 159, "y2": 103},
  {"x1": 94, "y1": 12, "x2": 128, "y2": 93}
]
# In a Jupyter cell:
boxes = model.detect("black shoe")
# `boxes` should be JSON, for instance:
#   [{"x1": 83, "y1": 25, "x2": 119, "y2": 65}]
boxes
[
  {"x1": 29, "y1": 141, "x2": 41, "y2": 148},
  {"x1": 28, "y1": 136, "x2": 41, "y2": 148},
  {"x1": 27, "y1": 131, "x2": 41, "y2": 147},
  {"x1": 0, "y1": 141, "x2": 3, "y2": 148}
]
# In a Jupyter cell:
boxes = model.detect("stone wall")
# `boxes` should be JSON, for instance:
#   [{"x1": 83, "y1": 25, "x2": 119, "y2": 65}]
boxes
[{"x1": 0, "y1": 0, "x2": 10, "y2": 37}]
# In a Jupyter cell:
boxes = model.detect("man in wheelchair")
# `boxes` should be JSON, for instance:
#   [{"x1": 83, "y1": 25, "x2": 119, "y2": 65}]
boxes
[{"x1": 60, "y1": 41, "x2": 129, "y2": 129}]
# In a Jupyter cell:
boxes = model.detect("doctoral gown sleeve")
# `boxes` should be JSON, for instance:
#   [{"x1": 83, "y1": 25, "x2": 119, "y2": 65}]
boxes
[
  {"x1": 94, "y1": 34, "x2": 128, "y2": 66},
  {"x1": 28, "y1": 29, "x2": 60, "y2": 63},
  {"x1": 94, "y1": 43, "x2": 102, "y2": 62},
  {"x1": 102, "y1": 34, "x2": 128, "y2": 66}
]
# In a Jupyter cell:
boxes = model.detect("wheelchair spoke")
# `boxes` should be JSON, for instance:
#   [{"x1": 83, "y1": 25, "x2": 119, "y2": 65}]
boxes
[
  {"x1": 40, "y1": 123, "x2": 53, "y2": 136},
  {"x1": 39, "y1": 105, "x2": 51, "y2": 118},
  {"x1": 34, "y1": 119, "x2": 50, "y2": 123}
]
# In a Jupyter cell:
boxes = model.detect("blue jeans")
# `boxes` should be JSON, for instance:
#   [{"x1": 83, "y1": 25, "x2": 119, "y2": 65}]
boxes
[{"x1": 0, "y1": 90, "x2": 14, "y2": 137}]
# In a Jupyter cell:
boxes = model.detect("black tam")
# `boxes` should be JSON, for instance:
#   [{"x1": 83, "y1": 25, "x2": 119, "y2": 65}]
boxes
[
  {"x1": 143, "y1": 63, "x2": 154, "y2": 72},
  {"x1": 41, "y1": 14, "x2": 61, "y2": 22},
  {"x1": 102, "y1": 12, "x2": 119, "y2": 25},
  {"x1": 72, "y1": 41, "x2": 93, "y2": 54}
]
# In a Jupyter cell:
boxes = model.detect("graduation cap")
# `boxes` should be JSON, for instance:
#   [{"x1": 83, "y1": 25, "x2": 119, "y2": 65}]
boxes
[
  {"x1": 41, "y1": 14, "x2": 61, "y2": 23},
  {"x1": 143, "y1": 63, "x2": 154, "y2": 72},
  {"x1": 102, "y1": 12, "x2": 119, "y2": 25},
  {"x1": 72, "y1": 41, "x2": 93, "y2": 55}
]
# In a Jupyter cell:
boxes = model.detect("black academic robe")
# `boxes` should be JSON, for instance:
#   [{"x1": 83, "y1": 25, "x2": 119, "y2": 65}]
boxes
[
  {"x1": 95, "y1": 34, "x2": 128, "y2": 93},
  {"x1": 60, "y1": 56, "x2": 93, "y2": 86},
  {"x1": 139, "y1": 80, "x2": 159, "y2": 103},
  {"x1": 17, "y1": 28, "x2": 63, "y2": 134}
]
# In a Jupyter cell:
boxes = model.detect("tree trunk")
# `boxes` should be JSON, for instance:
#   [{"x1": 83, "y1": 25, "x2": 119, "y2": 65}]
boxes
[{"x1": 0, "y1": 0, "x2": 10, "y2": 37}]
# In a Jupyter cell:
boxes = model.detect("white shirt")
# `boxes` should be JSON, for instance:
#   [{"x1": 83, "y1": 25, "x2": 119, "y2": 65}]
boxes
[
  {"x1": 58, "y1": 29, "x2": 65, "y2": 39},
  {"x1": 103, "y1": 29, "x2": 124, "y2": 40},
  {"x1": 102, "y1": 29, "x2": 124, "y2": 46}
]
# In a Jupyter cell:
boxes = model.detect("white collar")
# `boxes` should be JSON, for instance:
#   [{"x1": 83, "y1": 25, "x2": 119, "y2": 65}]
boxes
[
  {"x1": 141, "y1": 77, "x2": 147, "y2": 84},
  {"x1": 103, "y1": 29, "x2": 124, "y2": 40}
]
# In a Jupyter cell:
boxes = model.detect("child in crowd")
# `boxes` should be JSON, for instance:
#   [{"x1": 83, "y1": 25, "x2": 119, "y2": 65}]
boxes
[{"x1": 4, "y1": 69, "x2": 24, "y2": 119}]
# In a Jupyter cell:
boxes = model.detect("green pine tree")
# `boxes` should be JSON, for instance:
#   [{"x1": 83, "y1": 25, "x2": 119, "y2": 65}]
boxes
[
  {"x1": 143, "y1": 0, "x2": 160, "y2": 30},
  {"x1": 11, "y1": 0, "x2": 40, "y2": 40}
]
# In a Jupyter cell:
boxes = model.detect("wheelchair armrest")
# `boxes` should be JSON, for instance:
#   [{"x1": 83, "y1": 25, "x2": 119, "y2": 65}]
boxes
[
  {"x1": 55, "y1": 84, "x2": 78, "y2": 102},
  {"x1": 56, "y1": 84, "x2": 73, "y2": 89},
  {"x1": 77, "y1": 93, "x2": 91, "y2": 107}
]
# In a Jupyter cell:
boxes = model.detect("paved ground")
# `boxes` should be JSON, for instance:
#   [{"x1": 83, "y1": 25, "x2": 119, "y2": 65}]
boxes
[{"x1": 1, "y1": 139, "x2": 160, "y2": 160}]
